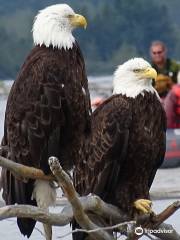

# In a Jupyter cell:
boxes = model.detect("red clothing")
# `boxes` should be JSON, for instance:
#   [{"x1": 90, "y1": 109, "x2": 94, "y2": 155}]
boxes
[{"x1": 164, "y1": 84, "x2": 180, "y2": 128}]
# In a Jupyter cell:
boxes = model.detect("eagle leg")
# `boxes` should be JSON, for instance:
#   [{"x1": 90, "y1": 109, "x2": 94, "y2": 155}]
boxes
[{"x1": 133, "y1": 199, "x2": 152, "y2": 214}]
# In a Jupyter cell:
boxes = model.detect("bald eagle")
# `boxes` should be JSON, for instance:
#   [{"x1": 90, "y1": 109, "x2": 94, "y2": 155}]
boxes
[
  {"x1": 73, "y1": 58, "x2": 166, "y2": 239},
  {"x1": 1, "y1": 4, "x2": 91, "y2": 239}
]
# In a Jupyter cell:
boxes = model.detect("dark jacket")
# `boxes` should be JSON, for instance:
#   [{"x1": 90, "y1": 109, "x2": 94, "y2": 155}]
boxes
[{"x1": 152, "y1": 58, "x2": 180, "y2": 83}]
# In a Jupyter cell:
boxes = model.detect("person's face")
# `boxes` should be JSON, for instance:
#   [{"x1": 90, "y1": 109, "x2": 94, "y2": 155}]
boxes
[{"x1": 150, "y1": 45, "x2": 166, "y2": 64}]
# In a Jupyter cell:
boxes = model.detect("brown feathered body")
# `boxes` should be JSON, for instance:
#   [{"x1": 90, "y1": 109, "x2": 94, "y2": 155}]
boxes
[
  {"x1": 1, "y1": 43, "x2": 91, "y2": 237},
  {"x1": 73, "y1": 91, "x2": 166, "y2": 239}
]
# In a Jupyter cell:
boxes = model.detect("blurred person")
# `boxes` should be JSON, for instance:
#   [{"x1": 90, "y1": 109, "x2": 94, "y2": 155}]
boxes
[
  {"x1": 91, "y1": 96, "x2": 105, "y2": 108},
  {"x1": 154, "y1": 74, "x2": 173, "y2": 104},
  {"x1": 150, "y1": 40, "x2": 180, "y2": 84},
  {"x1": 164, "y1": 72, "x2": 180, "y2": 128}
]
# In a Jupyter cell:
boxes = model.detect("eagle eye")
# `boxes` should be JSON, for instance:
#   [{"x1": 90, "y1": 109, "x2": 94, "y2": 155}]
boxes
[
  {"x1": 67, "y1": 14, "x2": 74, "y2": 18},
  {"x1": 133, "y1": 69, "x2": 141, "y2": 73}
]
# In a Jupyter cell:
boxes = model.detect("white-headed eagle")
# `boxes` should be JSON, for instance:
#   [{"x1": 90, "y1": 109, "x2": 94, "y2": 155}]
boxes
[
  {"x1": 73, "y1": 58, "x2": 166, "y2": 239},
  {"x1": 1, "y1": 4, "x2": 91, "y2": 239}
]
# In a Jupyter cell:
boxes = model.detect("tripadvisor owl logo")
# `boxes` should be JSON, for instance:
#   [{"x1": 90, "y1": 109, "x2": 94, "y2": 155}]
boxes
[
  {"x1": 134, "y1": 226, "x2": 144, "y2": 236},
  {"x1": 134, "y1": 226, "x2": 173, "y2": 236}
]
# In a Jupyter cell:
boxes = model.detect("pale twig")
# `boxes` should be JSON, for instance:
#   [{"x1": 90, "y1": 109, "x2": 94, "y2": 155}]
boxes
[
  {"x1": 57, "y1": 221, "x2": 136, "y2": 238},
  {"x1": 34, "y1": 226, "x2": 46, "y2": 238}
]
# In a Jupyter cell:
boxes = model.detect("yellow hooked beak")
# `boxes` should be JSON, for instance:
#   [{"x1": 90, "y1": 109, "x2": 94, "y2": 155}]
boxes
[
  {"x1": 140, "y1": 67, "x2": 157, "y2": 80},
  {"x1": 69, "y1": 14, "x2": 87, "y2": 29}
]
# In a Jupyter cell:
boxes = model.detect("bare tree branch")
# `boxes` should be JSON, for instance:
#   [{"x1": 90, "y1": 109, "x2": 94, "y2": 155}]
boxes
[
  {"x1": 154, "y1": 201, "x2": 180, "y2": 226},
  {"x1": 0, "y1": 204, "x2": 73, "y2": 226},
  {"x1": 57, "y1": 221, "x2": 136, "y2": 239},
  {"x1": 140, "y1": 201, "x2": 180, "y2": 240},
  {"x1": 0, "y1": 155, "x2": 179, "y2": 240},
  {"x1": 1, "y1": 199, "x2": 178, "y2": 240},
  {"x1": 0, "y1": 196, "x2": 131, "y2": 226},
  {"x1": 0, "y1": 155, "x2": 55, "y2": 181},
  {"x1": 125, "y1": 202, "x2": 180, "y2": 240},
  {"x1": 49, "y1": 156, "x2": 115, "y2": 240}
]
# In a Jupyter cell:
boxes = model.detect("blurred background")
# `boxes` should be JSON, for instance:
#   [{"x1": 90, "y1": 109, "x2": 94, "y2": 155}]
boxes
[
  {"x1": 0, "y1": 0, "x2": 180, "y2": 78},
  {"x1": 0, "y1": 1, "x2": 180, "y2": 239}
]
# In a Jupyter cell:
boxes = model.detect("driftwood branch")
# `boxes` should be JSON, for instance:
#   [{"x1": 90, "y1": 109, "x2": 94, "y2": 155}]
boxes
[
  {"x1": 146, "y1": 201, "x2": 180, "y2": 240},
  {"x1": 0, "y1": 199, "x2": 178, "y2": 239},
  {"x1": 154, "y1": 201, "x2": 180, "y2": 225},
  {"x1": 49, "y1": 156, "x2": 115, "y2": 240},
  {"x1": 0, "y1": 155, "x2": 179, "y2": 240},
  {"x1": 0, "y1": 200, "x2": 179, "y2": 240},
  {"x1": 0, "y1": 155, "x2": 55, "y2": 181},
  {"x1": 0, "y1": 195, "x2": 131, "y2": 226},
  {"x1": 126, "y1": 200, "x2": 180, "y2": 240}
]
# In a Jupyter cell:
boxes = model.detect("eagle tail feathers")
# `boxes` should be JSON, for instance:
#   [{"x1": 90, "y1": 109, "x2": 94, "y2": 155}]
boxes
[
  {"x1": 17, "y1": 218, "x2": 36, "y2": 238},
  {"x1": 31, "y1": 180, "x2": 57, "y2": 208},
  {"x1": 32, "y1": 180, "x2": 57, "y2": 240}
]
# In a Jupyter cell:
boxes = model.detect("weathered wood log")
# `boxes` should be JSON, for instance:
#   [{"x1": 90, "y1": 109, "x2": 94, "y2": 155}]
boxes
[
  {"x1": 0, "y1": 155, "x2": 55, "y2": 181},
  {"x1": 49, "y1": 156, "x2": 115, "y2": 240},
  {"x1": 0, "y1": 155, "x2": 179, "y2": 240}
]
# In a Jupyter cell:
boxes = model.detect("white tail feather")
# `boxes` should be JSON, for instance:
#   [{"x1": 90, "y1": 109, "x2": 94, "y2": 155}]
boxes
[
  {"x1": 32, "y1": 180, "x2": 56, "y2": 240},
  {"x1": 32, "y1": 180, "x2": 56, "y2": 208}
]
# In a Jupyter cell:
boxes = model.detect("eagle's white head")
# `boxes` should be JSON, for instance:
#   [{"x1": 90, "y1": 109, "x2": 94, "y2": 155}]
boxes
[
  {"x1": 32, "y1": 4, "x2": 87, "y2": 49},
  {"x1": 113, "y1": 58, "x2": 158, "y2": 98}
]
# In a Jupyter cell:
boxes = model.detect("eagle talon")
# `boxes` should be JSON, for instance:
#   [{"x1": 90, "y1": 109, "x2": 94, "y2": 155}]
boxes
[{"x1": 134, "y1": 199, "x2": 152, "y2": 214}]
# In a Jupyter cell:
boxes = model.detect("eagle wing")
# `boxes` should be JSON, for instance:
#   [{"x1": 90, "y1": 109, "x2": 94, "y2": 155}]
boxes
[
  {"x1": 148, "y1": 107, "x2": 166, "y2": 189},
  {"x1": 4, "y1": 50, "x2": 67, "y2": 173},
  {"x1": 72, "y1": 95, "x2": 132, "y2": 240},
  {"x1": 75, "y1": 95, "x2": 132, "y2": 202},
  {"x1": 1, "y1": 45, "x2": 90, "y2": 237}
]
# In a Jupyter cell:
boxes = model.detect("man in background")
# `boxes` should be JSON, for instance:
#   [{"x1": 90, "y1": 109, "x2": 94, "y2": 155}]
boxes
[
  {"x1": 150, "y1": 40, "x2": 180, "y2": 84},
  {"x1": 150, "y1": 41, "x2": 180, "y2": 128}
]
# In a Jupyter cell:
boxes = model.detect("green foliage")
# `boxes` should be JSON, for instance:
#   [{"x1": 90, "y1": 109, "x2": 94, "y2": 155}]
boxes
[{"x1": 0, "y1": 0, "x2": 179, "y2": 78}]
